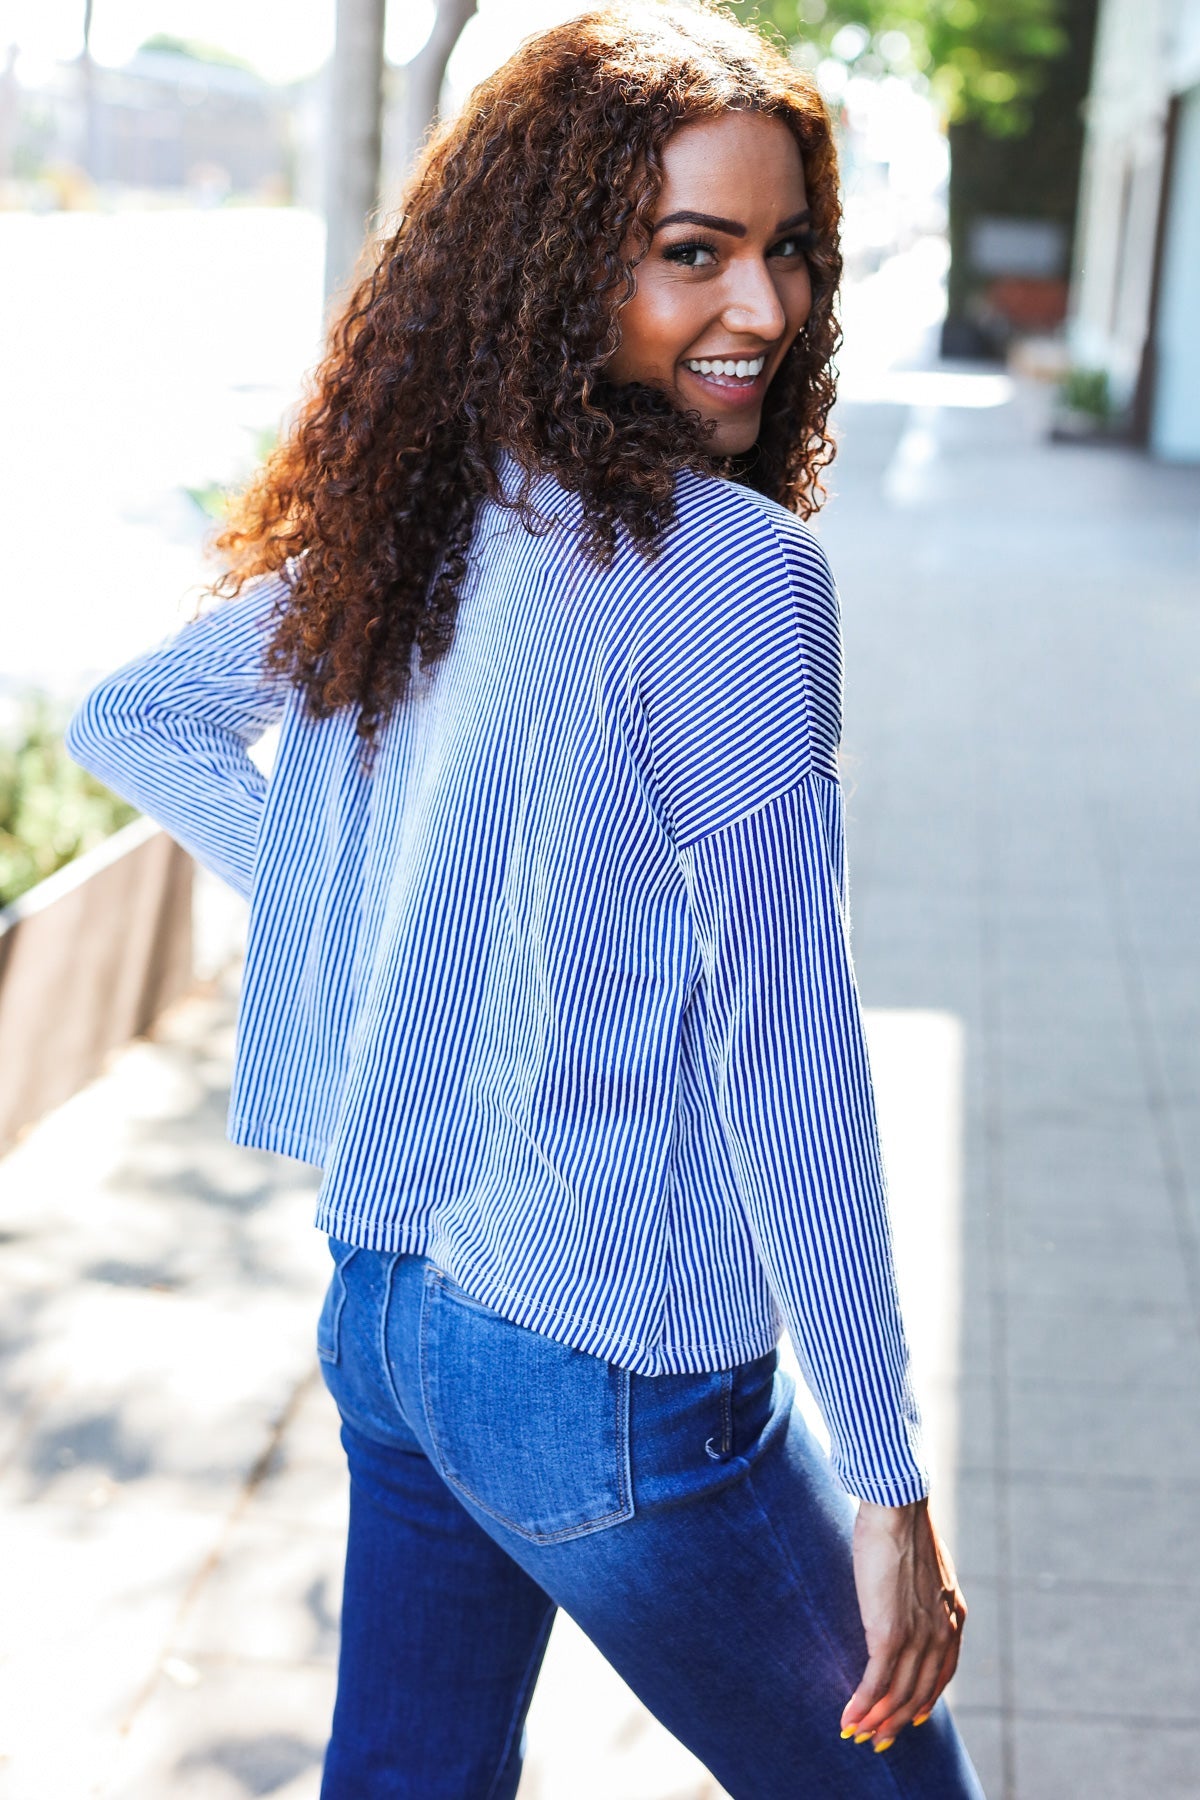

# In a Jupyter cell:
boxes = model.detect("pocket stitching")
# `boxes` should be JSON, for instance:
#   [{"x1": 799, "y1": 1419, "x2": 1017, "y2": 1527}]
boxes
[
  {"x1": 419, "y1": 1267, "x2": 633, "y2": 1545},
  {"x1": 317, "y1": 1245, "x2": 359, "y2": 1364}
]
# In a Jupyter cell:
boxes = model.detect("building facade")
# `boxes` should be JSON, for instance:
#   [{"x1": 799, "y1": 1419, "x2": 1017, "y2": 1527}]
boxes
[{"x1": 1070, "y1": 0, "x2": 1200, "y2": 459}]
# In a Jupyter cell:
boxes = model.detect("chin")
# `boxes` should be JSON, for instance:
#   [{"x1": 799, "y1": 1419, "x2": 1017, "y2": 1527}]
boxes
[{"x1": 711, "y1": 423, "x2": 761, "y2": 457}]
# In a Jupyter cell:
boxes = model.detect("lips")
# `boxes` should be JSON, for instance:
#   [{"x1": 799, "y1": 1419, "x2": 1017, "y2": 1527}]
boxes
[{"x1": 679, "y1": 361, "x2": 769, "y2": 407}]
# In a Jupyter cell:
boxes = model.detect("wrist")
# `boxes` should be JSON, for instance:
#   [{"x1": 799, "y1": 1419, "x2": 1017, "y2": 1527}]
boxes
[{"x1": 856, "y1": 1496, "x2": 928, "y2": 1529}]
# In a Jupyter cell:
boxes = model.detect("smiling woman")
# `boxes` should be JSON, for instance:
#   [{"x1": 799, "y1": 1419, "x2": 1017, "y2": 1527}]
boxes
[
  {"x1": 64, "y1": 4, "x2": 987, "y2": 1797},
  {"x1": 201, "y1": 0, "x2": 847, "y2": 754},
  {"x1": 604, "y1": 112, "x2": 818, "y2": 451}
]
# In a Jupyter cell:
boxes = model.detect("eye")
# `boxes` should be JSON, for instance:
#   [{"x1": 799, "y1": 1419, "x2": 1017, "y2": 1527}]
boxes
[
  {"x1": 662, "y1": 237, "x2": 719, "y2": 268},
  {"x1": 771, "y1": 227, "x2": 820, "y2": 258}
]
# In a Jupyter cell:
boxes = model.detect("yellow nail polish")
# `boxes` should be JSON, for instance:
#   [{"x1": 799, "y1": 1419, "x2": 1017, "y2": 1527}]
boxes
[
  {"x1": 840, "y1": 1727, "x2": 856, "y2": 1740},
  {"x1": 913, "y1": 1713, "x2": 930, "y2": 1727},
  {"x1": 854, "y1": 1732, "x2": 872, "y2": 1744},
  {"x1": 874, "y1": 1738, "x2": 895, "y2": 1754}
]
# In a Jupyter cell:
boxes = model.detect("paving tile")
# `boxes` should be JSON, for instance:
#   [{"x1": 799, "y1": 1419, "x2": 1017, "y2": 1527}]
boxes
[
  {"x1": 857, "y1": 957, "x2": 984, "y2": 1020},
  {"x1": 112, "y1": 1656, "x2": 333, "y2": 1800},
  {"x1": 947, "y1": 1707, "x2": 1005, "y2": 1800},
  {"x1": 1140, "y1": 969, "x2": 1200, "y2": 1045},
  {"x1": 1007, "y1": 1202, "x2": 1180, "y2": 1260},
  {"x1": 996, "y1": 1238, "x2": 1192, "y2": 1308},
  {"x1": 1013, "y1": 1716, "x2": 1200, "y2": 1800},
  {"x1": 946, "y1": 1272, "x2": 996, "y2": 1381},
  {"x1": 1011, "y1": 1584, "x2": 1200, "y2": 1720},
  {"x1": 943, "y1": 1577, "x2": 1004, "y2": 1715},
  {"x1": 998, "y1": 1190, "x2": 1180, "y2": 1254},
  {"x1": 951, "y1": 1468, "x2": 1002, "y2": 1586},
  {"x1": 248, "y1": 1371, "x2": 350, "y2": 1535},
  {"x1": 999, "y1": 1114, "x2": 1170, "y2": 1191},
  {"x1": 172, "y1": 1515, "x2": 344, "y2": 1664},
  {"x1": 1169, "y1": 1099, "x2": 1200, "y2": 1217},
  {"x1": 1004, "y1": 1297, "x2": 1200, "y2": 1389},
  {"x1": 994, "y1": 1069, "x2": 1161, "y2": 1135},
  {"x1": 1004, "y1": 1381, "x2": 1200, "y2": 1482},
  {"x1": 0, "y1": 1374, "x2": 302, "y2": 1513},
  {"x1": 997, "y1": 1159, "x2": 1178, "y2": 1243},
  {"x1": 921, "y1": 1375, "x2": 999, "y2": 1476},
  {"x1": 0, "y1": 1504, "x2": 225, "y2": 1800},
  {"x1": 996, "y1": 1042, "x2": 1148, "y2": 1120},
  {"x1": 1009, "y1": 1473, "x2": 1200, "y2": 1589}
]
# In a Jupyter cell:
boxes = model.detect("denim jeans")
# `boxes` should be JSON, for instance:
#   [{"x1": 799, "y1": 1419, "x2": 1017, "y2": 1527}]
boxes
[{"x1": 316, "y1": 1240, "x2": 988, "y2": 1799}]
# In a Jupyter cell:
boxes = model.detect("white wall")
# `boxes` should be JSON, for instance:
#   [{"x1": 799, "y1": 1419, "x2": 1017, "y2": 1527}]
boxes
[
  {"x1": 1171, "y1": 0, "x2": 1200, "y2": 87},
  {"x1": 1069, "y1": 0, "x2": 1200, "y2": 452},
  {"x1": 1151, "y1": 81, "x2": 1200, "y2": 458}
]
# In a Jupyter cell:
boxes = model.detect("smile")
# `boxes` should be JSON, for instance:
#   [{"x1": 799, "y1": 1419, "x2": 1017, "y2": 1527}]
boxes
[{"x1": 683, "y1": 354, "x2": 766, "y2": 379}]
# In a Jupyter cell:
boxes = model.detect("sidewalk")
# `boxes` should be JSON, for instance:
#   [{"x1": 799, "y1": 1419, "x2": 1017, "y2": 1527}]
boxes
[
  {"x1": 1, "y1": 375, "x2": 1197, "y2": 1798},
  {"x1": 823, "y1": 375, "x2": 1200, "y2": 1797}
]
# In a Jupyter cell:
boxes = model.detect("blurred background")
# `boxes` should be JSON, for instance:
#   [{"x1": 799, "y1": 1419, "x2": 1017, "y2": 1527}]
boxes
[{"x1": 1, "y1": 3, "x2": 1197, "y2": 1798}]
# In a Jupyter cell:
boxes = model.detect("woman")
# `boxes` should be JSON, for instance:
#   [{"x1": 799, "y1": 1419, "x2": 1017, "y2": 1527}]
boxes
[{"x1": 66, "y1": 3, "x2": 987, "y2": 1795}]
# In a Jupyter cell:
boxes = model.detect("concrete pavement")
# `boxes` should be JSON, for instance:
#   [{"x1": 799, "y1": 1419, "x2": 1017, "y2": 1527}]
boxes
[
  {"x1": 823, "y1": 376, "x2": 1200, "y2": 1797},
  {"x1": 1, "y1": 373, "x2": 1197, "y2": 1798}
]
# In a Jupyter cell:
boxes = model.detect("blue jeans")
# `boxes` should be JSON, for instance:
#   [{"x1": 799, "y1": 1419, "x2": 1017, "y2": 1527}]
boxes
[{"x1": 316, "y1": 1241, "x2": 987, "y2": 1799}]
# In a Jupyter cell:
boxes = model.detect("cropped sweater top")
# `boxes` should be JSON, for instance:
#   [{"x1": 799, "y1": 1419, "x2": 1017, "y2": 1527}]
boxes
[{"x1": 66, "y1": 450, "x2": 928, "y2": 1505}]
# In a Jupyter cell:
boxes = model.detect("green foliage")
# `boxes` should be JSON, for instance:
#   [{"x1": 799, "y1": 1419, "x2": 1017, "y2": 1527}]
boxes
[
  {"x1": 0, "y1": 697, "x2": 139, "y2": 911},
  {"x1": 184, "y1": 425, "x2": 279, "y2": 525},
  {"x1": 1058, "y1": 365, "x2": 1111, "y2": 419},
  {"x1": 137, "y1": 34, "x2": 258, "y2": 74},
  {"x1": 731, "y1": 0, "x2": 1069, "y2": 133},
  {"x1": 183, "y1": 482, "x2": 230, "y2": 522}
]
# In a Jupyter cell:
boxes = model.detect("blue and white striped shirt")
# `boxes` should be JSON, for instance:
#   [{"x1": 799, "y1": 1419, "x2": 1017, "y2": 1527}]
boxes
[{"x1": 66, "y1": 450, "x2": 927, "y2": 1505}]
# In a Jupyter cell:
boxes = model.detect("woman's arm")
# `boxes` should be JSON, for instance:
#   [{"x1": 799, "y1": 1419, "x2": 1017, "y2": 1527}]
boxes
[
  {"x1": 678, "y1": 767, "x2": 928, "y2": 1504},
  {"x1": 684, "y1": 762, "x2": 970, "y2": 1723},
  {"x1": 841, "y1": 1496, "x2": 966, "y2": 1747},
  {"x1": 64, "y1": 576, "x2": 291, "y2": 902},
  {"x1": 640, "y1": 494, "x2": 969, "y2": 1743},
  {"x1": 640, "y1": 496, "x2": 927, "y2": 1503}
]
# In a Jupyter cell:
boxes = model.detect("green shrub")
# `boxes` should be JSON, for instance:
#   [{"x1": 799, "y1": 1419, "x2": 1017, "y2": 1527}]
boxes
[
  {"x1": 0, "y1": 696, "x2": 139, "y2": 910},
  {"x1": 184, "y1": 425, "x2": 279, "y2": 523},
  {"x1": 1059, "y1": 366, "x2": 1111, "y2": 420}
]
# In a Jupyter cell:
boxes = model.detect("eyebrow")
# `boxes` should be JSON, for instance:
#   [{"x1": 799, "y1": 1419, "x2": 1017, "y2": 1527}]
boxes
[{"x1": 651, "y1": 207, "x2": 812, "y2": 237}]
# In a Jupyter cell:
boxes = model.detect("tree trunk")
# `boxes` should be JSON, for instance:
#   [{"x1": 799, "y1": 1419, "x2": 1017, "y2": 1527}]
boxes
[
  {"x1": 398, "y1": 0, "x2": 478, "y2": 179},
  {"x1": 324, "y1": 0, "x2": 387, "y2": 303},
  {"x1": 78, "y1": 0, "x2": 96, "y2": 178}
]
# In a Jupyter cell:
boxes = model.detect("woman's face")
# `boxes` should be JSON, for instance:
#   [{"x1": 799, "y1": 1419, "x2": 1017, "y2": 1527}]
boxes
[{"x1": 604, "y1": 110, "x2": 814, "y2": 456}]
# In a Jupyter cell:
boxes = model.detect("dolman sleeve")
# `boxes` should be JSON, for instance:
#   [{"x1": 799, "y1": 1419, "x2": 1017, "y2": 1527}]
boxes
[
  {"x1": 639, "y1": 500, "x2": 928, "y2": 1505},
  {"x1": 64, "y1": 576, "x2": 290, "y2": 903}
]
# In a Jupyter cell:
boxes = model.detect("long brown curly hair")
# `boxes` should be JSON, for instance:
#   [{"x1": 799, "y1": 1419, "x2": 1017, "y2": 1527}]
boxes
[{"x1": 209, "y1": 0, "x2": 843, "y2": 760}]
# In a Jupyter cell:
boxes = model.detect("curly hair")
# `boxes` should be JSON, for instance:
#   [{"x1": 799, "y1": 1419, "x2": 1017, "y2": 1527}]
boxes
[{"x1": 208, "y1": 0, "x2": 843, "y2": 761}]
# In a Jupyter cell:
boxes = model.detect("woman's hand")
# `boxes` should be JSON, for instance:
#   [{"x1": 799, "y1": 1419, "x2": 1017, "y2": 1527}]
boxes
[{"x1": 839, "y1": 1496, "x2": 966, "y2": 1752}]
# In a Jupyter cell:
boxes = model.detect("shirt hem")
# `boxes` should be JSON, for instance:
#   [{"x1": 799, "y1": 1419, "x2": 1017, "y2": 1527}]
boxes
[
  {"x1": 228, "y1": 1113, "x2": 328, "y2": 1167},
  {"x1": 836, "y1": 1465, "x2": 931, "y2": 1507},
  {"x1": 314, "y1": 1201, "x2": 783, "y2": 1377}
]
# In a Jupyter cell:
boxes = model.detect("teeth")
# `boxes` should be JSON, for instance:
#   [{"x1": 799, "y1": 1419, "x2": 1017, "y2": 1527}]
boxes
[{"x1": 685, "y1": 355, "x2": 765, "y2": 378}]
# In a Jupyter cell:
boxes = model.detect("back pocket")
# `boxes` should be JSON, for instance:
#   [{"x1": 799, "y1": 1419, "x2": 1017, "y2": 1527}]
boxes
[{"x1": 419, "y1": 1266, "x2": 633, "y2": 1544}]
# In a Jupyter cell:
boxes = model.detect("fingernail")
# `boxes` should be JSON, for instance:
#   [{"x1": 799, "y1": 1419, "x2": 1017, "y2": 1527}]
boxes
[
  {"x1": 913, "y1": 1713, "x2": 930, "y2": 1727},
  {"x1": 874, "y1": 1738, "x2": 895, "y2": 1753},
  {"x1": 840, "y1": 1727, "x2": 857, "y2": 1739},
  {"x1": 854, "y1": 1732, "x2": 872, "y2": 1744}
]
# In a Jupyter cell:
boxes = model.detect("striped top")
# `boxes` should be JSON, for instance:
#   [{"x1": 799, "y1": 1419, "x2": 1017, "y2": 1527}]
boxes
[{"x1": 66, "y1": 450, "x2": 927, "y2": 1506}]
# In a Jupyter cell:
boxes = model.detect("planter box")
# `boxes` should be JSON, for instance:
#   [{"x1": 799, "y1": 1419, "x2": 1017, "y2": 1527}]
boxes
[
  {"x1": 0, "y1": 818, "x2": 194, "y2": 1155},
  {"x1": 1048, "y1": 405, "x2": 1127, "y2": 445}
]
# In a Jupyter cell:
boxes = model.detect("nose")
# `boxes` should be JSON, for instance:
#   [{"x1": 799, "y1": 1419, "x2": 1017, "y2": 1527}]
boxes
[{"x1": 720, "y1": 254, "x2": 790, "y2": 342}]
